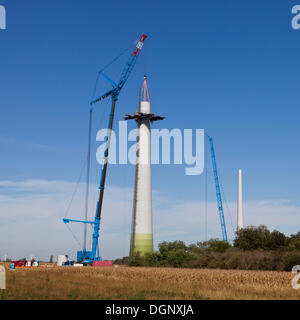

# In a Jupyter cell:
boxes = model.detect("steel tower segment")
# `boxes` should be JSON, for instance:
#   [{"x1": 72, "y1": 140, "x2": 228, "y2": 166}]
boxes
[{"x1": 207, "y1": 135, "x2": 228, "y2": 242}]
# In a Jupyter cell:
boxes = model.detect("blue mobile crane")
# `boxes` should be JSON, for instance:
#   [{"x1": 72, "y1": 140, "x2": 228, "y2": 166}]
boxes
[
  {"x1": 63, "y1": 34, "x2": 148, "y2": 264},
  {"x1": 207, "y1": 135, "x2": 228, "y2": 242}
]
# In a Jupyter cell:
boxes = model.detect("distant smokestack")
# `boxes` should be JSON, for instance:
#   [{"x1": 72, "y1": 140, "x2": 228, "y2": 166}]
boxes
[{"x1": 237, "y1": 169, "x2": 243, "y2": 231}]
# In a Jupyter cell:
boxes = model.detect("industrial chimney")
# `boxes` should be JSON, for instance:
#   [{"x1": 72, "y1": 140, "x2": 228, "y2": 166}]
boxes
[
  {"x1": 125, "y1": 76, "x2": 164, "y2": 257},
  {"x1": 237, "y1": 169, "x2": 243, "y2": 231}
]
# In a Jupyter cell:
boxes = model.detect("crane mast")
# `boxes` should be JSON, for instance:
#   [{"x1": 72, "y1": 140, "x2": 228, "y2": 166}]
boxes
[
  {"x1": 63, "y1": 34, "x2": 148, "y2": 264},
  {"x1": 207, "y1": 135, "x2": 228, "y2": 242}
]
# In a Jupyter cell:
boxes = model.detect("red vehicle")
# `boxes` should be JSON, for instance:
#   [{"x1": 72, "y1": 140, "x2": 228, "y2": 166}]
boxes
[
  {"x1": 12, "y1": 261, "x2": 25, "y2": 268},
  {"x1": 92, "y1": 261, "x2": 113, "y2": 267}
]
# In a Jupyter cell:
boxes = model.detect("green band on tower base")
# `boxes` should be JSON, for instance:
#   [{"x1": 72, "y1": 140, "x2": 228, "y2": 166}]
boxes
[{"x1": 131, "y1": 233, "x2": 153, "y2": 256}]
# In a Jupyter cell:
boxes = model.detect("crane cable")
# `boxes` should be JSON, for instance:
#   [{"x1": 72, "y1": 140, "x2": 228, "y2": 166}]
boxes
[
  {"x1": 63, "y1": 98, "x2": 110, "y2": 248},
  {"x1": 83, "y1": 108, "x2": 93, "y2": 252},
  {"x1": 64, "y1": 161, "x2": 86, "y2": 219},
  {"x1": 87, "y1": 97, "x2": 111, "y2": 245},
  {"x1": 65, "y1": 223, "x2": 83, "y2": 249},
  {"x1": 63, "y1": 74, "x2": 112, "y2": 246},
  {"x1": 143, "y1": 40, "x2": 148, "y2": 77},
  {"x1": 97, "y1": 40, "x2": 137, "y2": 75}
]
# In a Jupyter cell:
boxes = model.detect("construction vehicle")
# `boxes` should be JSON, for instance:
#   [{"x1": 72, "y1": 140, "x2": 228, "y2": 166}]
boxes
[{"x1": 63, "y1": 34, "x2": 148, "y2": 264}]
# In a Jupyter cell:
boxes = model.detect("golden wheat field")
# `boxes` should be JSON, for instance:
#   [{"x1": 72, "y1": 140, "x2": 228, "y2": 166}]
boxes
[{"x1": 0, "y1": 263, "x2": 299, "y2": 300}]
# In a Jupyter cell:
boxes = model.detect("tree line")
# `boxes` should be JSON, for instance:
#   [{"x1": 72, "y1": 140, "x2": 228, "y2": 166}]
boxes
[{"x1": 114, "y1": 225, "x2": 300, "y2": 271}]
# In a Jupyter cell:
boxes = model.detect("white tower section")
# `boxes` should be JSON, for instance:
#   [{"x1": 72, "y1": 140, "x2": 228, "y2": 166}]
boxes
[
  {"x1": 237, "y1": 169, "x2": 243, "y2": 231},
  {"x1": 126, "y1": 76, "x2": 164, "y2": 257},
  {"x1": 133, "y1": 97, "x2": 153, "y2": 255}
]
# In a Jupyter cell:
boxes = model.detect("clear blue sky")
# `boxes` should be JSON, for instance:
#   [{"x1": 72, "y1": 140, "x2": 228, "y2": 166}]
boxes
[{"x1": 0, "y1": 0, "x2": 300, "y2": 259}]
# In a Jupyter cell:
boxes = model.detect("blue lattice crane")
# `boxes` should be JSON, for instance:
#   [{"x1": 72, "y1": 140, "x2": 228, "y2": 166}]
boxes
[
  {"x1": 63, "y1": 34, "x2": 148, "y2": 264},
  {"x1": 207, "y1": 135, "x2": 228, "y2": 242}
]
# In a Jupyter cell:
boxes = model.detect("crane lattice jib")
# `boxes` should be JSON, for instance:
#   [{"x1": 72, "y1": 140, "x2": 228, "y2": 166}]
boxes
[
  {"x1": 118, "y1": 34, "x2": 147, "y2": 92},
  {"x1": 90, "y1": 34, "x2": 147, "y2": 105},
  {"x1": 208, "y1": 136, "x2": 228, "y2": 242}
]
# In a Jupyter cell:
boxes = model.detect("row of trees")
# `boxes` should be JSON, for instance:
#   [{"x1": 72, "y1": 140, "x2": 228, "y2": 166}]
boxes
[{"x1": 114, "y1": 225, "x2": 300, "y2": 271}]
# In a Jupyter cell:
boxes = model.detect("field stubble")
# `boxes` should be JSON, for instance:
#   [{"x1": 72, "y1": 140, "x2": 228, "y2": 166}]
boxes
[{"x1": 0, "y1": 264, "x2": 299, "y2": 300}]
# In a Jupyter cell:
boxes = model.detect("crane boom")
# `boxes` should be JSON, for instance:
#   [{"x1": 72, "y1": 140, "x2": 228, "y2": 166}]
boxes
[
  {"x1": 207, "y1": 135, "x2": 228, "y2": 242},
  {"x1": 64, "y1": 34, "x2": 147, "y2": 264}
]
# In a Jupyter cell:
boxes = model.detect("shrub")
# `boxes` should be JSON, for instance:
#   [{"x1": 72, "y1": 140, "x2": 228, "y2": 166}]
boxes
[
  {"x1": 114, "y1": 256, "x2": 130, "y2": 265},
  {"x1": 234, "y1": 225, "x2": 272, "y2": 250},
  {"x1": 202, "y1": 239, "x2": 232, "y2": 253},
  {"x1": 129, "y1": 252, "x2": 144, "y2": 267},
  {"x1": 288, "y1": 232, "x2": 300, "y2": 250},
  {"x1": 166, "y1": 249, "x2": 194, "y2": 268},
  {"x1": 283, "y1": 252, "x2": 300, "y2": 271},
  {"x1": 144, "y1": 252, "x2": 161, "y2": 267}
]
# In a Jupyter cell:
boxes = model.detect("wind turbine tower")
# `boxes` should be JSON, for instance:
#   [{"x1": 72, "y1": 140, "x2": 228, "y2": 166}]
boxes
[
  {"x1": 125, "y1": 76, "x2": 164, "y2": 257},
  {"x1": 237, "y1": 169, "x2": 243, "y2": 231}
]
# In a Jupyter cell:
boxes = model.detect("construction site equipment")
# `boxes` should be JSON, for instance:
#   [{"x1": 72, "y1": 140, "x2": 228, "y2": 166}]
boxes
[
  {"x1": 207, "y1": 135, "x2": 228, "y2": 242},
  {"x1": 57, "y1": 255, "x2": 68, "y2": 266},
  {"x1": 92, "y1": 260, "x2": 113, "y2": 267},
  {"x1": 11, "y1": 261, "x2": 25, "y2": 268},
  {"x1": 63, "y1": 34, "x2": 147, "y2": 264}
]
